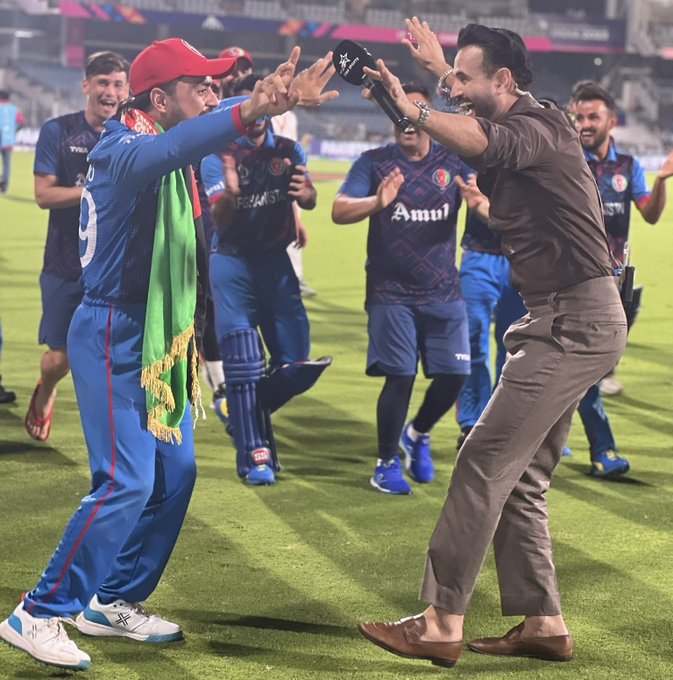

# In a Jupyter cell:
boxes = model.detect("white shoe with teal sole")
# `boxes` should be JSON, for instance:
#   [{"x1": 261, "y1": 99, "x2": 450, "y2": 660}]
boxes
[
  {"x1": 75, "y1": 596, "x2": 183, "y2": 643},
  {"x1": 0, "y1": 602, "x2": 91, "y2": 670}
]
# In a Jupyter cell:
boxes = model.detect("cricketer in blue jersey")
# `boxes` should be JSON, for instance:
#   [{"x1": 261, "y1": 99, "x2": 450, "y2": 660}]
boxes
[
  {"x1": 201, "y1": 74, "x2": 330, "y2": 486},
  {"x1": 0, "y1": 39, "x2": 338, "y2": 671},
  {"x1": 25, "y1": 52, "x2": 130, "y2": 444},
  {"x1": 332, "y1": 83, "x2": 471, "y2": 496},
  {"x1": 568, "y1": 81, "x2": 673, "y2": 477},
  {"x1": 0, "y1": 89, "x2": 24, "y2": 192},
  {"x1": 194, "y1": 45, "x2": 256, "y2": 402}
]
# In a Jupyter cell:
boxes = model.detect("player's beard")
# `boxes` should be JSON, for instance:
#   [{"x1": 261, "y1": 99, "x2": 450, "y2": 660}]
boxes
[{"x1": 580, "y1": 127, "x2": 609, "y2": 153}]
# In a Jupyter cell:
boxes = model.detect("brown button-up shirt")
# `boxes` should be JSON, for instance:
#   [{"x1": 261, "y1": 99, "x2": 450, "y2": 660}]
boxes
[{"x1": 465, "y1": 94, "x2": 613, "y2": 296}]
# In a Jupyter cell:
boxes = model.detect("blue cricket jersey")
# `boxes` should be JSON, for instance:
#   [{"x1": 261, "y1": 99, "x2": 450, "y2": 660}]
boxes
[
  {"x1": 35, "y1": 111, "x2": 101, "y2": 281},
  {"x1": 583, "y1": 142, "x2": 650, "y2": 264},
  {"x1": 338, "y1": 140, "x2": 471, "y2": 305},
  {"x1": 200, "y1": 128, "x2": 307, "y2": 254},
  {"x1": 78, "y1": 103, "x2": 247, "y2": 304}
]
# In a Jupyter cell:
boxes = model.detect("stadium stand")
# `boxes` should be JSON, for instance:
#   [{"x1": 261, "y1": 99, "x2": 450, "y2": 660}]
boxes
[{"x1": 2, "y1": 0, "x2": 673, "y2": 154}]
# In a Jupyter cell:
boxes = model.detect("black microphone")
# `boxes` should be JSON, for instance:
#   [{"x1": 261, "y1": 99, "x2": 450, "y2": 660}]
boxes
[{"x1": 332, "y1": 39, "x2": 415, "y2": 133}]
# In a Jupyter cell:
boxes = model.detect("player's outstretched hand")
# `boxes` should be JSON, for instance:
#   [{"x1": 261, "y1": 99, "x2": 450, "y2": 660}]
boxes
[
  {"x1": 289, "y1": 52, "x2": 339, "y2": 108},
  {"x1": 456, "y1": 174, "x2": 490, "y2": 219},
  {"x1": 240, "y1": 47, "x2": 301, "y2": 123},
  {"x1": 376, "y1": 167, "x2": 405, "y2": 210},
  {"x1": 240, "y1": 48, "x2": 338, "y2": 124},
  {"x1": 402, "y1": 16, "x2": 450, "y2": 78}
]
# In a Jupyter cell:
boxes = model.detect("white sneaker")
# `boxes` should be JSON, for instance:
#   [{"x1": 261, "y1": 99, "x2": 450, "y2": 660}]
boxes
[
  {"x1": 599, "y1": 376, "x2": 623, "y2": 396},
  {"x1": 0, "y1": 602, "x2": 91, "y2": 670},
  {"x1": 75, "y1": 595, "x2": 183, "y2": 643}
]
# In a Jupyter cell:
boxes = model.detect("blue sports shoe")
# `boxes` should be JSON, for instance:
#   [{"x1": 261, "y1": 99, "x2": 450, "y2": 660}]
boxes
[
  {"x1": 245, "y1": 448, "x2": 276, "y2": 486},
  {"x1": 562, "y1": 446, "x2": 573, "y2": 457},
  {"x1": 370, "y1": 456, "x2": 412, "y2": 495},
  {"x1": 590, "y1": 450, "x2": 630, "y2": 478},
  {"x1": 400, "y1": 423, "x2": 434, "y2": 483}
]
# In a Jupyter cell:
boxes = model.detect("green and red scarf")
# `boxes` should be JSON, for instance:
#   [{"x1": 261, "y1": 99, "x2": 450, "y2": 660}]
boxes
[{"x1": 122, "y1": 109, "x2": 200, "y2": 443}]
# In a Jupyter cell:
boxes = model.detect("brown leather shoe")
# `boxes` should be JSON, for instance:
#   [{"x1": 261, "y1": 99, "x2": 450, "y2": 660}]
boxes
[
  {"x1": 468, "y1": 622, "x2": 573, "y2": 662},
  {"x1": 358, "y1": 615, "x2": 463, "y2": 668}
]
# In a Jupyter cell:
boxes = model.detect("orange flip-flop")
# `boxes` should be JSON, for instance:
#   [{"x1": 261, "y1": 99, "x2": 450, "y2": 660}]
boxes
[{"x1": 24, "y1": 380, "x2": 55, "y2": 442}]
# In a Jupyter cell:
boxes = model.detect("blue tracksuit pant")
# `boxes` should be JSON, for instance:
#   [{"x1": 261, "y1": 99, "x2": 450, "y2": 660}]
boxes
[
  {"x1": 24, "y1": 299, "x2": 197, "y2": 618},
  {"x1": 577, "y1": 382, "x2": 617, "y2": 455},
  {"x1": 457, "y1": 250, "x2": 527, "y2": 430}
]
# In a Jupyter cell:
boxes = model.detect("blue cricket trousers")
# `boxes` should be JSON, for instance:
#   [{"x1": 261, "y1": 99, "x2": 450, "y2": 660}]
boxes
[
  {"x1": 457, "y1": 250, "x2": 527, "y2": 430},
  {"x1": 24, "y1": 298, "x2": 197, "y2": 618}
]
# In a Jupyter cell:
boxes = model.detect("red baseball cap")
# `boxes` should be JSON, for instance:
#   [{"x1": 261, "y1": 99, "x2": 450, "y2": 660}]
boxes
[
  {"x1": 219, "y1": 46, "x2": 254, "y2": 67},
  {"x1": 130, "y1": 38, "x2": 237, "y2": 95}
]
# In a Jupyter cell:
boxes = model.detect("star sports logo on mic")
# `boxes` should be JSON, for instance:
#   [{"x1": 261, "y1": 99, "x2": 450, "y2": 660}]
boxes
[
  {"x1": 333, "y1": 40, "x2": 414, "y2": 133},
  {"x1": 338, "y1": 51, "x2": 360, "y2": 80}
]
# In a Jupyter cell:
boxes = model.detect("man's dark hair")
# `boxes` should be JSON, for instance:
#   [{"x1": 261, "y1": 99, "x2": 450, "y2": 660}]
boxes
[
  {"x1": 232, "y1": 72, "x2": 262, "y2": 95},
  {"x1": 0, "y1": 90, "x2": 9, "y2": 100},
  {"x1": 457, "y1": 24, "x2": 533, "y2": 90},
  {"x1": 85, "y1": 51, "x2": 130, "y2": 79},
  {"x1": 402, "y1": 82, "x2": 432, "y2": 101},
  {"x1": 571, "y1": 81, "x2": 616, "y2": 112}
]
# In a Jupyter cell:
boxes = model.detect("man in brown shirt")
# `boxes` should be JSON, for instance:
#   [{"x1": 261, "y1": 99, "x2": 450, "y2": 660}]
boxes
[{"x1": 355, "y1": 20, "x2": 627, "y2": 668}]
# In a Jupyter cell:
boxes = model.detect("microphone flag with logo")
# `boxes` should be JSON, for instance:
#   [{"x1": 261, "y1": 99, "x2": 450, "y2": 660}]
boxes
[{"x1": 332, "y1": 39, "x2": 415, "y2": 133}]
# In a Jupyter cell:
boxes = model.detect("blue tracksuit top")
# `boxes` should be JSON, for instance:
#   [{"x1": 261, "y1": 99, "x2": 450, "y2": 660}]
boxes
[{"x1": 79, "y1": 102, "x2": 246, "y2": 305}]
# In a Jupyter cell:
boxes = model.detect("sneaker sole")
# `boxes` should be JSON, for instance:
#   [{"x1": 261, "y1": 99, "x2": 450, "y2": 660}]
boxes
[
  {"x1": 590, "y1": 460, "x2": 630, "y2": 479},
  {"x1": 245, "y1": 474, "x2": 276, "y2": 486},
  {"x1": 590, "y1": 467, "x2": 629, "y2": 479},
  {"x1": 74, "y1": 615, "x2": 183, "y2": 643},
  {"x1": 369, "y1": 476, "x2": 412, "y2": 495},
  {"x1": 0, "y1": 619, "x2": 91, "y2": 670}
]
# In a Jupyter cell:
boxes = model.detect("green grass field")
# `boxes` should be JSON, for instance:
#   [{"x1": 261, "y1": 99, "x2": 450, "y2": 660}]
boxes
[{"x1": 1, "y1": 151, "x2": 672, "y2": 679}]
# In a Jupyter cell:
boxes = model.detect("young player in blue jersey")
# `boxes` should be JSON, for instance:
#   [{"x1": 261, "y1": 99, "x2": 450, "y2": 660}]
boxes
[
  {"x1": 195, "y1": 45, "x2": 257, "y2": 405},
  {"x1": 25, "y1": 51, "x2": 130, "y2": 442},
  {"x1": 0, "y1": 39, "x2": 337, "y2": 671},
  {"x1": 570, "y1": 81, "x2": 673, "y2": 476},
  {"x1": 201, "y1": 73, "x2": 330, "y2": 486},
  {"x1": 218, "y1": 46, "x2": 317, "y2": 298},
  {"x1": 332, "y1": 83, "x2": 471, "y2": 495}
]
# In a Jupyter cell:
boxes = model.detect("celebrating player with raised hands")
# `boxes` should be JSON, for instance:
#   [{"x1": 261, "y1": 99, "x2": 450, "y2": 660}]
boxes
[
  {"x1": 0, "y1": 40, "x2": 336, "y2": 673},
  {"x1": 402, "y1": 16, "x2": 456, "y2": 94},
  {"x1": 358, "y1": 21, "x2": 625, "y2": 669}
]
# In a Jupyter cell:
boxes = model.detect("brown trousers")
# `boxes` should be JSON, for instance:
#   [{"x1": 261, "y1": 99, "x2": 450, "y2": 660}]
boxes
[{"x1": 420, "y1": 276, "x2": 627, "y2": 616}]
